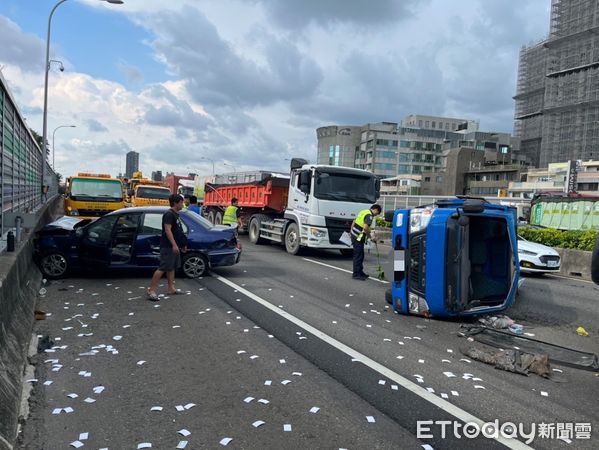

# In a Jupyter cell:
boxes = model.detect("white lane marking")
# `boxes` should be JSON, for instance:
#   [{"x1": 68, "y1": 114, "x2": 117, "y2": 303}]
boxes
[
  {"x1": 302, "y1": 258, "x2": 389, "y2": 284},
  {"x1": 213, "y1": 274, "x2": 531, "y2": 450},
  {"x1": 545, "y1": 274, "x2": 595, "y2": 285}
]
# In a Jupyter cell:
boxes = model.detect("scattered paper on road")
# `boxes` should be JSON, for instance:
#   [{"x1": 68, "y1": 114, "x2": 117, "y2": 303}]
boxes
[
  {"x1": 252, "y1": 420, "x2": 265, "y2": 428},
  {"x1": 309, "y1": 407, "x2": 320, "y2": 413},
  {"x1": 443, "y1": 372, "x2": 456, "y2": 378},
  {"x1": 258, "y1": 399, "x2": 269, "y2": 404},
  {"x1": 284, "y1": 424, "x2": 292, "y2": 432},
  {"x1": 244, "y1": 397, "x2": 254, "y2": 403},
  {"x1": 178, "y1": 429, "x2": 191, "y2": 437},
  {"x1": 84, "y1": 397, "x2": 96, "y2": 403},
  {"x1": 70, "y1": 441, "x2": 84, "y2": 448},
  {"x1": 281, "y1": 380, "x2": 291, "y2": 385},
  {"x1": 366, "y1": 416, "x2": 376, "y2": 423},
  {"x1": 79, "y1": 433, "x2": 89, "y2": 440},
  {"x1": 151, "y1": 406, "x2": 163, "y2": 411},
  {"x1": 264, "y1": 380, "x2": 272, "y2": 386},
  {"x1": 184, "y1": 403, "x2": 196, "y2": 410},
  {"x1": 93, "y1": 386, "x2": 105, "y2": 394},
  {"x1": 176, "y1": 441, "x2": 188, "y2": 449},
  {"x1": 220, "y1": 438, "x2": 233, "y2": 446},
  {"x1": 137, "y1": 444, "x2": 152, "y2": 449}
]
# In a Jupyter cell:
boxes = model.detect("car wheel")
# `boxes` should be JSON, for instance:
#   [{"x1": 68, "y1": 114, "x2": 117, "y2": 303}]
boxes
[
  {"x1": 39, "y1": 251, "x2": 69, "y2": 279},
  {"x1": 339, "y1": 248, "x2": 353, "y2": 257},
  {"x1": 249, "y1": 214, "x2": 267, "y2": 244},
  {"x1": 181, "y1": 253, "x2": 208, "y2": 278},
  {"x1": 285, "y1": 222, "x2": 301, "y2": 255}
]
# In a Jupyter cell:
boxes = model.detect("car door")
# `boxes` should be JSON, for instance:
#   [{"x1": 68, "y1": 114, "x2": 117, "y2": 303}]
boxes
[
  {"x1": 110, "y1": 213, "x2": 142, "y2": 265},
  {"x1": 79, "y1": 215, "x2": 119, "y2": 268},
  {"x1": 135, "y1": 213, "x2": 164, "y2": 267}
]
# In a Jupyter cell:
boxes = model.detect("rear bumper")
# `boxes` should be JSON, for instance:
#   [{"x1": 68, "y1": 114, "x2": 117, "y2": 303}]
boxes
[{"x1": 209, "y1": 249, "x2": 241, "y2": 268}]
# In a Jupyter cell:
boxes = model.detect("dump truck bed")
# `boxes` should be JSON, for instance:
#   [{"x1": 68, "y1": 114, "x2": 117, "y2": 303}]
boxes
[{"x1": 204, "y1": 176, "x2": 289, "y2": 213}]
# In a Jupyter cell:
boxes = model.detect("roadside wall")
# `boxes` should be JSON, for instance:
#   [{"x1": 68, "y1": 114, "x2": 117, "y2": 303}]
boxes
[{"x1": 0, "y1": 197, "x2": 62, "y2": 450}]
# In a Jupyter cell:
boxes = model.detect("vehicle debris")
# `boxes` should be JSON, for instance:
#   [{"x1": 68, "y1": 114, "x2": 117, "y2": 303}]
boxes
[{"x1": 461, "y1": 346, "x2": 551, "y2": 378}]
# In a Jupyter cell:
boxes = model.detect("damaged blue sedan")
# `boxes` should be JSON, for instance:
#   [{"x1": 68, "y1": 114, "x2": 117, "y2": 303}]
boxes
[{"x1": 34, "y1": 207, "x2": 241, "y2": 279}]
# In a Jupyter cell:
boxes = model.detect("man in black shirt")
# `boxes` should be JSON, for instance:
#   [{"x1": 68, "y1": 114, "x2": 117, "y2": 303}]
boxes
[{"x1": 147, "y1": 194, "x2": 187, "y2": 300}]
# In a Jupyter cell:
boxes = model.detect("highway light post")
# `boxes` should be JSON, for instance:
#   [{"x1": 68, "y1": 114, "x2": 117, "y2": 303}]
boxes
[
  {"x1": 41, "y1": 0, "x2": 123, "y2": 202},
  {"x1": 223, "y1": 162, "x2": 237, "y2": 173},
  {"x1": 201, "y1": 157, "x2": 215, "y2": 176},
  {"x1": 52, "y1": 125, "x2": 76, "y2": 171}
]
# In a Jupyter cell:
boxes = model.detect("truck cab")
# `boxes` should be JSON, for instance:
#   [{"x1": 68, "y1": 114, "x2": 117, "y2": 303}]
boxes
[
  {"x1": 64, "y1": 173, "x2": 125, "y2": 218},
  {"x1": 283, "y1": 160, "x2": 380, "y2": 253},
  {"x1": 386, "y1": 198, "x2": 520, "y2": 317},
  {"x1": 131, "y1": 184, "x2": 171, "y2": 207}
]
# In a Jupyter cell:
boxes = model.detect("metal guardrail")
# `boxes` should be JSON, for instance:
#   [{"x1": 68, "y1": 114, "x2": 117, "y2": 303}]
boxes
[{"x1": 1, "y1": 72, "x2": 58, "y2": 250}]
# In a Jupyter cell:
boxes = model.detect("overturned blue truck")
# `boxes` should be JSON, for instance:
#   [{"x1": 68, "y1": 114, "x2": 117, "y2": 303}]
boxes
[{"x1": 385, "y1": 197, "x2": 520, "y2": 318}]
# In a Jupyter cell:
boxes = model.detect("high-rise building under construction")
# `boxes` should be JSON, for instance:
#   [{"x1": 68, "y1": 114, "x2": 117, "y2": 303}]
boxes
[{"x1": 514, "y1": 0, "x2": 599, "y2": 167}]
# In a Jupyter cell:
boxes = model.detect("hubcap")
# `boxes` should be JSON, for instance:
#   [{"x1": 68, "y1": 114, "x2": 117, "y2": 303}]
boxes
[
  {"x1": 183, "y1": 256, "x2": 206, "y2": 278},
  {"x1": 287, "y1": 228, "x2": 298, "y2": 250},
  {"x1": 42, "y1": 254, "x2": 67, "y2": 277}
]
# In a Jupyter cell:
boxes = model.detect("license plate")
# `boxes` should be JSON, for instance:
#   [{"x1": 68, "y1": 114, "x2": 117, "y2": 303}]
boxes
[{"x1": 547, "y1": 260, "x2": 558, "y2": 267}]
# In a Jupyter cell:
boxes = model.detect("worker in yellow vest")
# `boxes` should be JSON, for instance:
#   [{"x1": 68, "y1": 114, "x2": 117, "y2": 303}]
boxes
[
  {"x1": 350, "y1": 204, "x2": 381, "y2": 280},
  {"x1": 223, "y1": 197, "x2": 241, "y2": 227}
]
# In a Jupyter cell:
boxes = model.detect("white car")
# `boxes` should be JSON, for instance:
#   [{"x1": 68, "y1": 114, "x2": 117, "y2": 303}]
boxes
[{"x1": 517, "y1": 236, "x2": 561, "y2": 274}]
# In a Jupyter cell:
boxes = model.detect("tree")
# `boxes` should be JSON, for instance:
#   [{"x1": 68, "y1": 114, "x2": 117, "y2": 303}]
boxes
[{"x1": 30, "y1": 128, "x2": 49, "y2": 155}]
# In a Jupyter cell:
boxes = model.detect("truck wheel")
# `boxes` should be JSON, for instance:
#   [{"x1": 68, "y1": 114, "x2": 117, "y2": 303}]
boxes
[
  {"x1": 285, "y1": 222, "x2": 301, "y2": 255},
  {"x1": 592, "y1": 234, "x2": 599, "y2": 284},
  {"x1": 249, "y1": 215, "x2": 267, "y2": 244},
  {"x1": 207, "y1": 210, "x2": 216, "y2": 224},
  {"x1": 181, "y1": 253, "x2": 208, "y2": 278},
  {"x1": 339, "y1": 248, "x2": 353, "y2": 257},
  {"x1": 215, "y1": 211, "x2": 223, "y2": 225}
]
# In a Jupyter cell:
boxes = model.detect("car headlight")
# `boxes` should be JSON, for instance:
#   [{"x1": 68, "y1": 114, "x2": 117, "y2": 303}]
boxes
[
  {"x1": 409, "y1": 207, "x2": 435, "y2": 233},
  {"x1": 518, "y1": 249, "x2": 537, "y2": 256},
  {"x1": 69, "y1": 209, "x2": 79, "y2": 216},
  {"x1": 408, "y1": 292, "x2": 430, "y2": 314},
  {"x1": 309, "y1": 227, "x2": 326, "y2": 238}
]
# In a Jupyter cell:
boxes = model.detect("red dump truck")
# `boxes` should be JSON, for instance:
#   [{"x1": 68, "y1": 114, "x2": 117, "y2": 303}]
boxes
[{"x1": 203, "y1": 159, "x2": 379, "y2": 255}]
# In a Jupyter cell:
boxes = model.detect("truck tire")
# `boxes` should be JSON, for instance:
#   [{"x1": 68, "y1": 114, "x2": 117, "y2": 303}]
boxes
[
  {"x1": 249, "y1": 214, "x2": 268, "y2": 244},
  {"x1": 207, "y1": 210, "x2": 216, "y2": 224},
  {"x1": 285, "y1": 222, "x2": 301, "y2": 255},
  {"x1": 215, "y1": 211, "x2": 223, "y2": 225},
  {"x1": 592, "y1": 234, "x2": 599, "y2": 285}
]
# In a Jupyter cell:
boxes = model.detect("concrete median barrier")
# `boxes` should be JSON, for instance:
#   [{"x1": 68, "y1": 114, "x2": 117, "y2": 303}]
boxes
[{"x1": 0, "y1": 197, "x2": 62, "y2": 450}]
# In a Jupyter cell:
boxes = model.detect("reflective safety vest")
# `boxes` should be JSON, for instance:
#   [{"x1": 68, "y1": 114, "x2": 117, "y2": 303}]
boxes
[
  {"x1": 351, "y1": 209, "x2": 372, "y2": 243},
  {"x1": 223, "y1": 205, "x2": 238, "y2": 225}
]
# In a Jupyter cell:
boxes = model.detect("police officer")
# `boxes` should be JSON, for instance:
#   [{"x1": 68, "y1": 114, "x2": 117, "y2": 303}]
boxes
[
  {"x1": 223, "y1": 197, "x2": 241, "y2": 227},
  {"x1": 350, "y1": 204, "x2": 382, "y2": 280}
]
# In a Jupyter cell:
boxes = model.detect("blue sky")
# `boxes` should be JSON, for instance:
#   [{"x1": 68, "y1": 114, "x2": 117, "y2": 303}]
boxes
[{"x1": 0, "y1": 0, "x2": 551, "y2": 177}]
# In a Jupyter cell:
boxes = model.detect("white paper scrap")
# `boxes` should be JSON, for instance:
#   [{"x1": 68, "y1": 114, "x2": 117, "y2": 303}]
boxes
[
  {"x1": 244, "y1": 397, "x2": 254, "y2": 403},
  {"x1": 137, "y1": 444, "x2": 152, "y2": 449},
  {"x1": 84, "y1": 397, "x2": 96, "y2": 403},
  {"x1": 79, "y1": 432, "x2": 89, "y2": 440},
  {"x1": 252, "y1": 420, "x2": 265, "y2": 428},
  {"x1": 175, "y1": 405, "x2": 185, "y2": 412},
  {"x1": 137, "y1": 361, "x2": 146, "y2": 365},
  {"x1": 64, "y1": 407, "x2": 74, "y2": 413},
  {"x1": 264, "y1": 380, "x2": 272, "y2": 386},
  {"x1": 237, "y1": 350, "x2": 246, "y2": 354},
  {"x1": 52, "y1": 408, "x2": 62, "y2": 415},
  {"x1": 366, "y1": 416, "x2": 376, "y2": 423},
  {"x1": 93, "y1": 386, "x2": 105, "y2": 394},
  {"x1": 249, "y1": 355, "x2": 259, "y2": 359},
  {"x1": 258, "y1": 399, "x2": 269, "y2": 404},
  {"x1": 422, "y1": 445, "x2": 435, "y2": 450},
  {"x1": 279, "y1": 359, "x2": 286, "y2": 364},
  {"x1": 309, "y1": 407, "x2": 320, "y2": 413},
  {"x1": 426, "y1": 387, "x2": 435, "y2": 393},
  {"x1": 70, "y1": 441, "x2": 84, "y2": 448},
  {"x1": 418, "y1": 359, "x2": 425, "y2": 364},
  {"x1": 219, "y1": 438, "x2": 233, "y2": 446},
  {"x1": 451, "y1": 391, "x2": 459, "y2": 396},
  {"x1": 67, "y1": 393, "x2": 78, "y2": 399},
  {"x1": 284, "y1": 424, "x2": 292, "y2": 432},
  {"x1": 541, "y1": 391, "x2": 549, "y2": 397},
  {"x1": 151, "y1": 406, "x2": 163, "y2": 412},
  {"x1": 443, "y1": 372, "x2": 456, "y2": 378},
  {"x1": 44, "y1": 381, "x2": 53, "y2": 386},
  {"x1": 178, "y1": 429, "x2": 191, "y2": 437},
  {"x1": 177, "y1": 441, "x2": 188, "y2": 449},
  {"x1": 281, "y1": 380, "x2": 291, "y2": 385},
  {"x1": 184, "y1": 403, "x2": 196, "y2": 410},
  {"x1": 474, "y1": 385, "x2": 486, "y2": 390},
  {"x1": 378, "y1": 380, "x2": 386, "y2": 385},
  {"x1": 441, "y1": 393, "x2": 449, "y2": 399},
  {"x1": 459, "y1": 358, "x2": 471, "y2": 363},
  {"x1": 112, "y1": 336, "x2": 123, "y2": 341}
]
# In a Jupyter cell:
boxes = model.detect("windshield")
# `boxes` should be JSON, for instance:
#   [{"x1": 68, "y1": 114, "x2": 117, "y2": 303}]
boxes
[
  {"x1": 180, "y1": 186, "x2": 194, "y2": 196},
  {"x1": 137, "y1": 187, "x2": 171, "y2": 199},
  {"x1": 70, "y1": 178, "x2": 122, "y2": 201},
  {"x1": 181, "y1": 210, "x2": 214, "y2": 229},
  {"x1": 313, "y1": 171, "x2": 377, "y2": 203}
]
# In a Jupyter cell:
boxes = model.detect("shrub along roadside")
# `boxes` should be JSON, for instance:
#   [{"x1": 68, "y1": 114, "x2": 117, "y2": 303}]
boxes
[{"x1": 519, "y1": 227, "x2": 598, "y2": 251}]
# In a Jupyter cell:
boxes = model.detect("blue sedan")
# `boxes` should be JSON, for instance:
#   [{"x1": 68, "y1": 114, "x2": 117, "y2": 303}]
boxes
[{"x1": 34, "y1": 206, "x2": 241, "y2": 279}]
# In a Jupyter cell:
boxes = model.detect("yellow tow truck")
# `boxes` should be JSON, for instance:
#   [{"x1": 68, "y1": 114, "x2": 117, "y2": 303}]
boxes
[
  {"x1": 64, "y1": 173, "x2": 125, "y2": 218},
  {"x1": 130, "y1": 181, "x2": 171, "y2": 207}
]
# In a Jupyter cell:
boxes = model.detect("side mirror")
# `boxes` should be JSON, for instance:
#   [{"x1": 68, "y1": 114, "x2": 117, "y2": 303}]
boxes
[
  {"x1": 384, "y1": 210, "x2": 395, "y2": 222},
  {"x1": 592, "y1": 235, "x2": 599, "y2": 285},
  {"x1": 299, "y1": 171, "x2": 311, "y2": 194}
]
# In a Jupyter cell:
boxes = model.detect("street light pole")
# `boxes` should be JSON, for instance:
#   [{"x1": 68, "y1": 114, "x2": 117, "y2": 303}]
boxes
[
  {"x1": 223, "y1": 162, "x2": 237, "y2": 173},
  {"x1": 201, "y1": 157, "x2": 215, "y2": 176},
  {"x1": 41, "y1": 0, "x2": 123, "y2": 202},
  {"x1": 52, "y1": 124, "x2": 76, "y2": 170}
]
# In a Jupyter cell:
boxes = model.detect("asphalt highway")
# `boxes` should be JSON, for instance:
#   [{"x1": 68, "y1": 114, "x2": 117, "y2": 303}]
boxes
[{"x1": 19, "y1": 236, "x2": 599, "y2": 449}]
